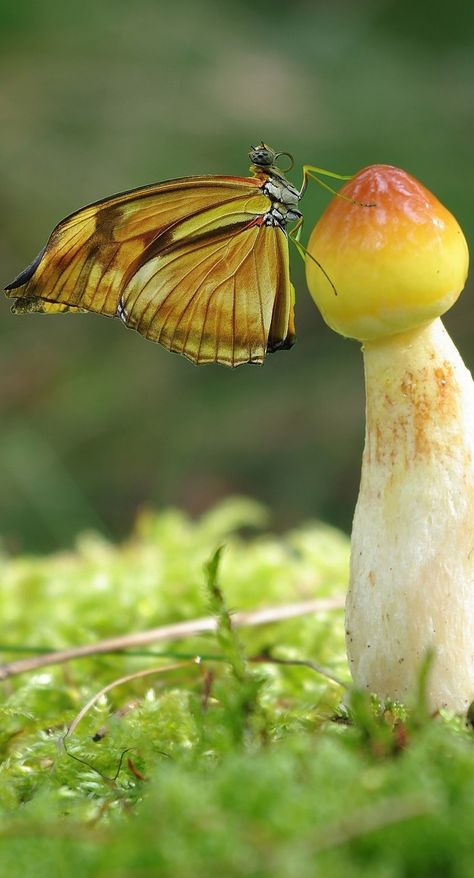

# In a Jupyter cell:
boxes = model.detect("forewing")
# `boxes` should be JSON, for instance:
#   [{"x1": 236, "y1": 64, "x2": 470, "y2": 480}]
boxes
[
  {"x1": 5, "y1": 176, "x2": 263, "y2": 319},
  {"x1": 119, "y1": 222, "x2": 294, "y2": 366}
]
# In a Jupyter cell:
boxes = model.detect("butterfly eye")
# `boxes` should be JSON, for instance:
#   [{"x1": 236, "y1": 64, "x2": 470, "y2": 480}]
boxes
[{"x1": 249, "y1": 145, "x2": 276, "y2": 167}]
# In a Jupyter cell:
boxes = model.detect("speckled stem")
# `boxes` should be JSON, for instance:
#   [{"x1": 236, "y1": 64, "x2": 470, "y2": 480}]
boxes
[{"x1": 346, "y1": 318, "x2": 474, "y2": 712}]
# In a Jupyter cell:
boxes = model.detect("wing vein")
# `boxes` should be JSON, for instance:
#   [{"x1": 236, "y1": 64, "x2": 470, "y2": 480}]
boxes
[
  {"x1": 168, "y1": 239, "x2": 235, "y2": 352},
  {"x1": 137, "y1": 238, "x2": 233, "y2": 337},
  {"x1": 253, "y1": 243, "x2": 265, "y2": 353}
]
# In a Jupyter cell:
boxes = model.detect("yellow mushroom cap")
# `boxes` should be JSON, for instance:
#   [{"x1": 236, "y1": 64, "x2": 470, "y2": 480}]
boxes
[{"x1": 306, "y1": 164, "x2": 469, "y2": 341}]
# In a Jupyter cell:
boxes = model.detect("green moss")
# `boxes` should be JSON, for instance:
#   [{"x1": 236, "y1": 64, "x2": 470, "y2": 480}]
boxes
[{"x1": 0, "y1": 499, "x2": 473, "y2": 876}]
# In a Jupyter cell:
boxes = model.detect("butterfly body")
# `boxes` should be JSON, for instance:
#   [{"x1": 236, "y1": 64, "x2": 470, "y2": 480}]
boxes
[
  {"x1": 260, "y1": 179, "x2": 301, "y2": 229},
  {"x1": 250, "y1": 150, "x2": 302, "y2": 231}
]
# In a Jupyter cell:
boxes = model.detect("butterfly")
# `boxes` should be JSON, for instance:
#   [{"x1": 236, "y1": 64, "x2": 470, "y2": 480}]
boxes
[{"x1": 4, "y1": 144, "x2": 352, "y2": 367}]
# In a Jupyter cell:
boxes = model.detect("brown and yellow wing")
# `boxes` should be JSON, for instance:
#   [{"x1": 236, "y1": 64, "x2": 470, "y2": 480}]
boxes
[
  {"x1": 10, "y1": 297, "x2": 85, "y2": 315},
  {"x1": 5, "y1": 174, "x2": 295, "y2": 365},
  {"x1": 119, "y1": 221, "x2": 295, "y2": 366}
]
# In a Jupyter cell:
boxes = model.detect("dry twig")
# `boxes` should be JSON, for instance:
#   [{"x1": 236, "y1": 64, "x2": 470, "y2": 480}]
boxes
[
  {"x1": 0, "y1": 596, "x2": 343, "y2": 680},
  {"x1": 64, "y1": 660, "x2": 197, "y2": 740}
]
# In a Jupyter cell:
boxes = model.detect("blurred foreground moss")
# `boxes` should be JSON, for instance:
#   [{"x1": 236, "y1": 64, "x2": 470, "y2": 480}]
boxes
[{"x1": 0, "y1": 498, "x2": 473, "y2": 877}]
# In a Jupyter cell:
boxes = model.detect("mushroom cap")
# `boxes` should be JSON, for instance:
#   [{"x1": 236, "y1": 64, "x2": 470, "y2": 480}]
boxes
[{"x1": 306, "y1": 164, "x2": 469, "y2": 341}]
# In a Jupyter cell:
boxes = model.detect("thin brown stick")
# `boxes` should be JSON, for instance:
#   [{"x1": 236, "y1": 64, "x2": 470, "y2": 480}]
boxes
[
  {"x1": 0, "y1": 596, "x2": 344, "y2": 680},
  {"x1": 251, "y1": 655, "x2": 347, "y2": 688},
  {"x1": 65, "y1": 660, "x2": 197, "y2": 739}
]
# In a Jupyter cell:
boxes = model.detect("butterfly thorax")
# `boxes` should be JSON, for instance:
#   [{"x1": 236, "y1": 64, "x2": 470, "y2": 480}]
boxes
[{"x1": 251, "y1": 164, "x2": 302, "y2": 231}]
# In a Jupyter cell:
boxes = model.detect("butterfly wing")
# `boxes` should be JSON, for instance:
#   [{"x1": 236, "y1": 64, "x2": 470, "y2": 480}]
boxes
[
  {"x1": 6, "y1": 175, "x2": 295, "y2": 366},
  {"x1": 120, "y1": 219, "x2": 295, "y2": 366},
  {"x1": 10, "y1": 297, "x2": 86, "y2": 314}
]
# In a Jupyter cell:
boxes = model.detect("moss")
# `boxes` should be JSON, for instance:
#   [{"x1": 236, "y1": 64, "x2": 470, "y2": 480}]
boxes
[{"x1": 0, "y1": 499, "x2": 473, "y2": 876}]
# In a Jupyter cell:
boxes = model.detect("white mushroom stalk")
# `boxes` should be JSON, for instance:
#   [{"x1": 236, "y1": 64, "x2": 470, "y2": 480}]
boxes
[{"x1": 306, "y1": 165, "x2": 470, "y2": 712}]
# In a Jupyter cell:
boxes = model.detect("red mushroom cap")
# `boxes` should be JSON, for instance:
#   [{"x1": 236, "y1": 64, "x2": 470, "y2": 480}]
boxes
[{"x1": 306, "y1": 164, "x2": 469, "y2": 341}]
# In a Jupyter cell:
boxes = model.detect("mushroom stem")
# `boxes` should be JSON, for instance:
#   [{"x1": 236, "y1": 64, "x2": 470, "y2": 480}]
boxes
[
  {"x1": 347, "y1": 317, "x2": 474, "y2": 711},
  {"x1": 306, "y1": 163, "x2": 470, "y2": 710}
]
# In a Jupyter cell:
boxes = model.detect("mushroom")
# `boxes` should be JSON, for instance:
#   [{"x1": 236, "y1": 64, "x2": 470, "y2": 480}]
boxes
[{"x1": 305, "y1": 164, "x2": 470, "y2": 712}]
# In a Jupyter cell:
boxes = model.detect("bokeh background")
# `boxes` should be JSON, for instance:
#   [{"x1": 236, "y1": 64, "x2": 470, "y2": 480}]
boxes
[{"x1": 0, "y1": 0, "x2": 472, "y2": 552}]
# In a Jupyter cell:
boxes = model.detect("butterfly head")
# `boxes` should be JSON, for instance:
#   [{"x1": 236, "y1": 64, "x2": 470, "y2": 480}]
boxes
[
  {"x1": 249, "y1": 143, "x2": 278, "y2": 169},
  {"x1": 249, "y1": 143, "x2": 294, "y2": 175}
]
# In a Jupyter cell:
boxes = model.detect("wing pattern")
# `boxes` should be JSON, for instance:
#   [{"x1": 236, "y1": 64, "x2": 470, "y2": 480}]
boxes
[{"x1": 6, "y1": 174, "x2": 296, "y2": 366}]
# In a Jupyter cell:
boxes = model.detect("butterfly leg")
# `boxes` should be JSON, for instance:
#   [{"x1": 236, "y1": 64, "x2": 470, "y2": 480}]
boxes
[
  {"x1": 299, "y1": 164, "x2": 352, "y2": 198},
  {"x1": 288, "y1": 216, "x2": 305, "y2": 261},
  {"x1": 300, "y1": 166, "x2": 376, "y2": 207},
  {"x1": 288, "y1": 217, "x2": 338, "y2": 296}
]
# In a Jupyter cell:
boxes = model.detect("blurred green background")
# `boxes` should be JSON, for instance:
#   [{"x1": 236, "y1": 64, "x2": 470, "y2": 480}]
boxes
[{"x1": 0, "y1": 0, "x2": 472, "y2": 551}]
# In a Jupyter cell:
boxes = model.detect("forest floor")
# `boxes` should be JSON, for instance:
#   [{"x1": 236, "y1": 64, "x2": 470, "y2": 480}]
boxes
[{"x1": 1, "y1": 498, "x2": 473, "y2": 877}]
